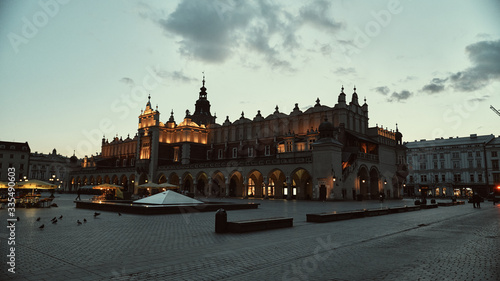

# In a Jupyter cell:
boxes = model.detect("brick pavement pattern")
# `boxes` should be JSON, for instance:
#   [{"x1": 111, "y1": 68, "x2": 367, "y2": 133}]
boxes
[{"x1": 1, "y1": 194, "x2": 499, "y2": 280}]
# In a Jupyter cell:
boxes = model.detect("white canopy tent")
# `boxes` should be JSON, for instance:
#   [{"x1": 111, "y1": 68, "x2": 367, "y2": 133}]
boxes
[{"x1": 133, "y1": 190, "x2": 202, "y2": 205}]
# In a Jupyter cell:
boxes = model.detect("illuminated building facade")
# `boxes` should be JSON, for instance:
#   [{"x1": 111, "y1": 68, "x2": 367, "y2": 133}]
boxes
[
  {"x1": 70, "y1": 78, "x2": 407, "y2": 200},
  {"x1": 405, "y1": 134, "x2": 500, "y2": 197}
]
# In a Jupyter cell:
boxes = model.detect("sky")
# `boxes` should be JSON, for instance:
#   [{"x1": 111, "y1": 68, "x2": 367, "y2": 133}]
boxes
[{"x1": 0, "y1": 0, "x2": 499, "y2": 158}]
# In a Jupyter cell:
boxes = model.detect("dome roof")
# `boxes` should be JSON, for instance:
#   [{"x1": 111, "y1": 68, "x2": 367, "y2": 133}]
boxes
[
  {"x1": 318, "y1": 118, "x2": 334, "y2": 139},
  {"x1": 70, "y1": 155, "x2": 78, "y2": 163}
]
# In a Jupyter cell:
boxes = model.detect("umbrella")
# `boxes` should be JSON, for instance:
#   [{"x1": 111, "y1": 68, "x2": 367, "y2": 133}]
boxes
[
  {"x1": 138, "y1": 183, "x2": 161, "y2": 189},
  {"x1": 133, "y1": 190, "x2": 202, "y2": 205},
  {"x1": 92, "y1": 183, "x2": 123, "y2": 190},
  {"x1": 16, "y1": 179, "x2": 57, "y2": 195},
  {"x1": 157, "y1": 182, "x2": 179, "y2": 190}
]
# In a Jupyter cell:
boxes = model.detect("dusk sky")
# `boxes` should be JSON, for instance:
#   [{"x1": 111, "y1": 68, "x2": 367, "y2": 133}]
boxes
[{"x1": 1, "y1": 0, "x2": 499, "y2": 158}]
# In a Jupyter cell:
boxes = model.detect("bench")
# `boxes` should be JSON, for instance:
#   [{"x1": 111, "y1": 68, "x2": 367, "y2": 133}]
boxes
[
  {"x1": 226, "y1": 217, "x2": 293, "y2": 233},
  {"x1": 306, "y1": 210, "x2": 366, "y2": 223}
]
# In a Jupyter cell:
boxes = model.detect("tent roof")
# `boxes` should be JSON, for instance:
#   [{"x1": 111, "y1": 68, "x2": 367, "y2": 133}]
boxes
[{"x1": 133, "y1": 190, "x2": 203, "y2": 205}]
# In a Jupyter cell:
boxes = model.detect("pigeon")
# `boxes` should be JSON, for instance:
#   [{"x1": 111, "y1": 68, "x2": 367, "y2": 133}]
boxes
[
  {"x1": 16, "y1": 217, "x2": 20, "y2": 221},
  {"x1": 52, "y1": 219, "x2": 57, "y2": 224},
  {"x1": 39, "y1": 224, "x2": 45, "y2": 229},
  {"x1": 51, "y1": 217, "x2": 57, "y2": 222},
  {"x1": 59, "y1": 215, "x2": 63, "y2": 219},
  {"x1": 36, "y1": 217, "x2": 41, "y2": 221},
  {"x1": 94, "y1": 212, "x2": 100, "y2": 218},
  {"x1": 77, "y1": 220, "x2": 82, "y2": 225},
  {"x1": 83, "y1": 218, "x2": 87, "y2": 223},
  {"x1": 118, "y1": 213, "x2": 122, "y2": 216}
]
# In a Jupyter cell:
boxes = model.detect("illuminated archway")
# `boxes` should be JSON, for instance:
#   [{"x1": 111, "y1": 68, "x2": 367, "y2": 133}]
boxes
[
  {"x1": 247, "y1": 170, "x2": 263, "y2": 198},
  {"x1": 357, "y1": 165, "x2": 370, "y2": 199},
  {"x1": 104, "y1": 175, "x2": 110, "y2": 184},
  {"x1": 291, "y1": 168, "x2": 312, "y2": 200},
  {"x1": 268, "y1": 169, "x2": 286, "y2": 199}
]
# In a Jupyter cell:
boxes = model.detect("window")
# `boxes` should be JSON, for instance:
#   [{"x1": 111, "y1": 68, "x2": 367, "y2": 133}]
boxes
[
  {"x1": 10, "y1": 154, "x2": 14, "y2": 159},
  {"x1": 452, "y1": 152, "x2": 459, "y2": 159},
  {"x1": 122, "y1": 159, "x2": 127, "y2": 167},
  {"x1": 492, "y1": 160, "x2": 499, "y2": 171},
  {"x1": 453, "y1": 161, "x2": 460, "y2": 169},
  {"x1": 10, "y1": 145, "x2": 15, "y2": 149},
  {"x1": 468, "y1": 160, "x2": 473, "y2": 168},
  {"x1": 476, "y1": 159, "x2": 482, "y2": 168},
  {"x1": 493, "y1": 173, "x2": 500, "y2": 183},
  {"x1": 265, "y1": 145, "x2": 271, "y2": 156},
  {"x1": 409, "y1": 176, "x2": 414, "y2": 183},
  {"x1": 440, "y1": 161, "x2": 445, "y2": 169},
  {"x1": 308, "y1": 139, "x2": 315, "y2": 150},
  {"x1": 433, "y1": 154, "x2": 437, "y2": 160},
  {"x1": 441, "y1": 174, "x2": 446, "y2": 182},
  {"x1": 0, "y1": 154, "x2": 2, "y2": 158},
  {"x1": 433, "y1": 161, "x2": 438, "y2": 169},
  {"x1": 116, "y1": 159, "x2": 120, "y2": 166},
  {"x1": 285, "y1": 140, "x2": 293, "y2": 152},
  {"x1": 470, "y1": 174, "x2": 474, "y2": 182},
  {"x1": 454, "y1": 174, "x2": 461, "y2": 182},
  {"x1": 476, "y1": 151, "x2": 481, "y2": 157},
  {"x1": 248, "y1": 147, "x2": 254, "y2": 158},
  {"x1": 478, "y1": 174, "x2": 483, "y2": 182},
  {"x1": 218, "y1": 149, "x2": 223, "y2": 159},
  {"x1": 232, "y1": 148, "x2": 237, "y2": 158},
  {"x1": 21, "y1": 155, "x2": 25, "y2": 159},
  {"x1": 467, "y1": 151, "x2": 472, "y2": 158},
  {"x1": 420, "y1": 162, "x2": 426, "y2": 170},
  {"x1": 398, "y1": 155, "x2": 405, "y2": 164},
  {"x1": 207, "y1": 150, "x2": 210, "y2": 160},
  {"x1": 440, "y1": 153, "x2": 444, "y2": 159},
  {"x1": 20, "y1": 164, "x2": 24, "y2": 170},
  {"x1": 420, "y1": 175, "x2": 427, "y2": 182},
  {"x1": 174, "y1": 147, "x2": 180, "y2": 162},
  {"x1": 434, "y1": 175, "x2": 439, "y2": 183},
  {"x1": 492, "y1": 151, "x2": 498, "y2": 157}
]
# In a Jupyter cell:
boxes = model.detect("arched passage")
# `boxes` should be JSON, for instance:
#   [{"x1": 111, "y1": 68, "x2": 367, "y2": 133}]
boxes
[
  {"x1": 120, "y1": 174, "x2": 128, "y2": 189},
  {"x1": 247, "y1": 170, "x2": 263, "y2": 198},
  {"x1": 369, "y1": 167, "x2": 380, "y2": 199},
  {"x1": 212, "y1": 171, "x2": 226, "y2": 197},
  {"x1": 228, "y1": 171, "x2": 243, "y2": 197},
  {"x1": 157, "y1": 173, "x2": 167, "y2": 184},
  {"x1": 268, "y1": 169, "x2": 286, "y2": 199},
  {"x1": 357, "y1": 166, "x2": 369, "y2": 199},
  {"x1": 104, "y1": 175, "x2": 110, "y2": 184},
  {"x1": 182, "y1": 173, "x2": 193, "y2": 194},
  {"x1": 291, "y1": 168, "x2": 313, "y2": 200},
  {"x1": 196, "y1": 172, "x2": 208, "y2": 196}
]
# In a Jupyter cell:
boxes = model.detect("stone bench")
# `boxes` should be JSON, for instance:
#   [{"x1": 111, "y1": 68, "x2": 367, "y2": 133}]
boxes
[
  {"x1": 420, "y1": 204, "x2": 438, "y2": 209},
  {"x1": 387, "y1": 206, "x2": 421, "y2": 213},
  {"x1": 306, "y1": 210, "x2": 366, "y2": 223},
  {"x1": 226, "y1": 217, "x2": 293, "y2": 233}
]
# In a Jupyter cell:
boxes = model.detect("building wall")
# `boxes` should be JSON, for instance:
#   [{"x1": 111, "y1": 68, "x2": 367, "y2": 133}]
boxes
[{"x1": 0, "y1": 141, "x2": 30, "y2": 181}]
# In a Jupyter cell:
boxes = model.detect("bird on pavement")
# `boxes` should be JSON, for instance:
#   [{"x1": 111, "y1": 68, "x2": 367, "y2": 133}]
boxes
[
  {"x1": 94, "y1": 212, "x2": 100, "y2": 218},
  {"x1": 59, "y1": 215, "x2": 63, "y2": 219},
  {"x1": 36, "y1": 217, "x2": 41, "y2": 221},
  {"x1": 83, "y1": 218, "x2": 87, "y2": 223},
  {"x1": 16, "y1": 217, "x2": 20, "y2": 221},
  {"x1": 52, "y1": 219, "x2": 57, "y2": 224},
  {"x1": 77, "y1": 220, "x2": 82, "y2": 225},
  {"x1": 51, "y1": 217, "x2": 57, "y2": 222},
  {"x1": 118, "y1": 212, "x2": 122, "y2": 216},
  {"x1": 39, "y1": 224, "x2": 45, "y2": 229}
]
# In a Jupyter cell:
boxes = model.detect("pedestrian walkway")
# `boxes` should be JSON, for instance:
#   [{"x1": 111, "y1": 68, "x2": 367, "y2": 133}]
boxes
[{"x1": 1, "y1": 194, "x2": 498, "y2": 280}]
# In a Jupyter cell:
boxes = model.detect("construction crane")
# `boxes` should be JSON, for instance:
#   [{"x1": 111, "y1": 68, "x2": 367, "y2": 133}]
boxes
[{"x1": 491, "y1": 105, "x2": 500, "y2": 117}]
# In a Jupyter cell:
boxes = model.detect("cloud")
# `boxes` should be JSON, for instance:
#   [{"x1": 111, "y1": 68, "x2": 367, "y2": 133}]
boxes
[
  {"x1": 153, "y1": 69, "x2": 197, "y2": 83},
  {"x1": 373, "y1": 86, "x2": 390, "y2": 96},
  {"x1": 387, "y1": 90, "x2": 413, "y2": 102},
  {"x1": 146, "y1": 0, "x2": 342, "y2": 70},
  {"x1": 450, "y1": 39, "x2": 500, "y2": 91},
  {"x1": 119, "y1": 77, "x2": 134, "y2": 86},
  {"x1": 334, "y1": 67, "x2": 356, "y2": 75},
  {"x1": 421, "y1": 78, "x2": 447, "y2": 94},
  {"x1": 299, "y1": 0, "x2": 342, "y2": 32}
]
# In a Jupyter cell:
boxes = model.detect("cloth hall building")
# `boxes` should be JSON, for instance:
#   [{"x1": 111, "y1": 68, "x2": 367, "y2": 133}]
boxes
[{"x1": 70, "y1": 78, "x2": 408, "y2": 200}]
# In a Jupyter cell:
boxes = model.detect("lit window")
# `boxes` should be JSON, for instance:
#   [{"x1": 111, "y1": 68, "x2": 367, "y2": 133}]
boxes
[
  {"x1": 248, "y1": 178, "x2": 255, "y2": 196},
  {"x1": 174, "y1": 147, "x2": 180, "y2": 162}
]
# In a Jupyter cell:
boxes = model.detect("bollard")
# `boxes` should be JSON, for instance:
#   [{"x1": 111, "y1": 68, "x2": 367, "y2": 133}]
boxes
[{"x1": 215, "y1": 208, "x2": 227, "y2": 233}]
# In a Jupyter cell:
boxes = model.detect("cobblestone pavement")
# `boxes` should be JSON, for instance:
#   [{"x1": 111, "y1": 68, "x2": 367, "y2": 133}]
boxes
[{"x1": 1, "y1": 194, "x2": 498, "y2": 280}]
